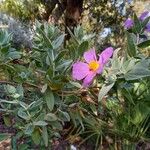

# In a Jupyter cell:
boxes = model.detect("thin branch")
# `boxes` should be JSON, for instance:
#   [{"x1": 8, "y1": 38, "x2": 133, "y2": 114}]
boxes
[{"x1": 0, "y1": 80, "x2": 41, "y2": 90}]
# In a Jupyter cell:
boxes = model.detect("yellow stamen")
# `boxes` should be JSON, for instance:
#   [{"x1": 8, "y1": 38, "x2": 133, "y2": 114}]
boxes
[{"x1": 89, "y1": 61, "x2": 99, "y2": 71}]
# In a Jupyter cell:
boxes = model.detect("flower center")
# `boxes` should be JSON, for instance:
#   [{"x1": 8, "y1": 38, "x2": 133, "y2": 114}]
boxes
[{"x1": 89, "y1": 61, "x2": 99, "y2": 71}]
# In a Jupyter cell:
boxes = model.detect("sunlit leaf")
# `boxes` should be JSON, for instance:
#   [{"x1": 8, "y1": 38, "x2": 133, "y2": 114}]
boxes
[{"x1": 98, "y1": 82, "x2": 115, "y2": 102}]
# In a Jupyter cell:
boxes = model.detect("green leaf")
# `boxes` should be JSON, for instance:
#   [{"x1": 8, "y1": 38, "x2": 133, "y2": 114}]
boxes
[
  {"x1": 0, "y1": 30, "x2": 12, "y2": 46},
  {"x1": 5, "y1": 84, "x2": 16, "y2": 94},
  {"x1": 44, "y1": 113, "x2": 57, "y2": 121},
  {"x1": 41, "y1": 84, "x2": 48, "y2": 93},
  {"x1": 36, "y1": 27, "x2": 53, "y2": 49},
  {"x1": 44, "y1": 89, "x2": 54, "y2": 111},
  {"x1": 28, "y1": 100, "x2": 43, "y2": 110},
  {"x1": 46, "y1": 67, "x2": 53, "y2": 77},
  {"x1": 125, "y1": 68, "x2": 150, "y2": 80},
  {"x1": 18, "y1": 108, "x2": 29, "y2": 120},
  {"x1": 111, "y1": 48, "x2": 122, "y2": 71},
  {"x1": 54, "y1": 50, "x2": 67, "y2": 63},
  {"x1": 42, "y1": 127, "x2": 48, "y2": 147},
  {"x1": 126, "y1": 32, "x2": 137, "y2": 57},
  {"x1": 57, "y1": 110, "x2": 70, "y2": 121},
  {"x1": 18, "y1": 144, "x2": 29, "y2": 150},
  {"x1": 52, "y1": 34, "x2": 65, "y2": 49},
  {"x1": 12, "y1": 136, "x2": 17, "y2": 150},
  {"x1": 19, "y1": 101, "x2": 28, "y2": 110},
  {"x1": 137, "y1": 40, "x2": 150, "y2": 48},
  {"x1": 70, "y1": 81, "x2": 82, "y2": 88},
  {"x1": 1, "y1": 44, "x2": 10, "y2": 54},
  {"x1": 131, "y1": 103, "x2": 149, "y2": 124},
  {"x1": 50, "y1": 121, "x2": 63, "y2": 130},
  {"x1": 124, "y1": 60, "x2": 150, "y2": 80},
  {"x1": 98, "y1": 82, "x2": 115, "y2": 102},
  {"x1": 0, "y1": 133, "x2": 10, "y2": 142},
  {"x1": 33, "y1": 121, "x2": 48, "y2": 126},
  {"x1": 3, "y1": 116, "x2": 11, "y2": 127},
  {"x1": 142, "y1": 16, "x2": 150, "y2": 29},
  {"x1": 24, "y1": 123, "x2": 34, "y2": 135},
  {"x1": 56, "y1": 60, "x2": 72, "y2": 71},
  {"x1": 133, "y1": 13, "x2": 142, "y2": 33},
  {"x1": 0, "y1": 99, "x2": 18, "y2": 104},
  {"x1": 121, "y1": 58, "x2": 137, "y2": 74},
  {"x1": 12, "y1": 93, "x2": 20, "y2": 99},
  {"x1": 78, "y1": 41, "x2": 89, "y2": 56},
  {"x1": 47, "y1": 49, "x2": 54, "y2": 62},
  {"x1": 122, "y1": 88, "x2": 135, "y2": 105},
  {"x1": 16, "y1": 84, "x2": 24, "y2": 98},
  {"x1": 32, "y1": 129, "x2": 41, "y2": 145},
  {"x1": 6, "y1": 50, "x2": 21, "y2": 60}
]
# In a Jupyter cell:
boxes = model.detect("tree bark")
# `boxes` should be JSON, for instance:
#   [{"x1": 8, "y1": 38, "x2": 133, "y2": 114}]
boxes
[
  {"x1": 52, "y1": 0, "x2": 67, "y2": 22},
  {"x1": 41, "y1": 0, "x2": 58, "y2": 21},
  {"x1": 65, "y1": 0, "x2": 83, "y2": 40},
  {"x1": 41, "y1": 0, "x2": 84, "y2": 41}
]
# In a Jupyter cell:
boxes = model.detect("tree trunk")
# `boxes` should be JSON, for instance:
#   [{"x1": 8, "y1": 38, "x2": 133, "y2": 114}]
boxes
[
  {"x1": 41, "y1": 0, "x2": 84, "y2": 41},
  {"x1": 52, "y1": 0, "x2": 67, "y2": 23},
  {"x1": 41, "y1": 0, "x2": 58, "y2": 21},
  {"x1": 65, "y1": 0, "x2": 83, "y2": 41}
]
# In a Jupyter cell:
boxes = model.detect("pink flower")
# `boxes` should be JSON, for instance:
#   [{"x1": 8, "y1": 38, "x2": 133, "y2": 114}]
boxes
[
  {"x1": 72, "y1": 47, "x2": 113, "y2": 87},
  {"x1": 124, "y1": 18, "x2": 134, "y2": 29},
  {"x1": 146, "y1": 23, "x2": 150, "y2": 32},
  {"x1": 139, "y1": 11, "x2": 150, "y2": 21}
]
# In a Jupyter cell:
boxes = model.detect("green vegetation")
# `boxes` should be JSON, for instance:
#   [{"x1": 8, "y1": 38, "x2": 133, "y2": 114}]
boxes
[{"x1": 0, "y1": 0, "x2": 150, "y2": 149}]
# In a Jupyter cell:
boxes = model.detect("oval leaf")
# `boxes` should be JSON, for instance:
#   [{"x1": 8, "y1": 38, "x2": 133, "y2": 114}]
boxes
[
  {"x1": 44, "y1": 113, "x2": 57, "y2": 121},
  {"x1": 44, "y1": 89, "x2": 54, "y2": 111},
  {"x1": 98, "y1": 82, "x2": 115, "y2": 102},
  {"x1": 126, "y1": 31, "x2": 137, "y2": 57}
]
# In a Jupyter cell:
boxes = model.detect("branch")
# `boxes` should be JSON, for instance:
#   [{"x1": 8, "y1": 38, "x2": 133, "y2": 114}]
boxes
[{"x1": 0, "y1": 80, "x2": 41, "y2": 91}]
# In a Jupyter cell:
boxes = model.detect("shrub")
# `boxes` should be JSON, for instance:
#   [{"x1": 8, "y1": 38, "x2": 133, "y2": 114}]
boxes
[{"x1": 0, "y1": 12, "x2": 150, "y2": 149}]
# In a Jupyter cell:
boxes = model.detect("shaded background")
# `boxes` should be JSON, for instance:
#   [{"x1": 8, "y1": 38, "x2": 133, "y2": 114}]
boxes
[{"x1": 0, "y1": 0, "x2": 150, "y2": 50}]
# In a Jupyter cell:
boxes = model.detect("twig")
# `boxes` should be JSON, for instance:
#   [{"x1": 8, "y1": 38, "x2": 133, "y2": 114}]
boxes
[
  {"x1": 0, "y1": 80, "x2": 16, "y2": 86},
  {"x1": 0, "y1": 80, "x2": 41, "y2": 90}
]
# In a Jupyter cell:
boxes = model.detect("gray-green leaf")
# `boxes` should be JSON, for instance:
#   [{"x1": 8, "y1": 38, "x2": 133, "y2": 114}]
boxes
[
  {"x1": 44, "y1": 89, "x2": 54, "y2": 111},
  {"x1": 44, "y1": 113, "x2": 57, "y2": 121},
  {"x1": 33, "y1": 121, "x2": 48, "y2": 126},
  {"x1": 98, "y1": 82, "x2": 115, "y2": 102}
]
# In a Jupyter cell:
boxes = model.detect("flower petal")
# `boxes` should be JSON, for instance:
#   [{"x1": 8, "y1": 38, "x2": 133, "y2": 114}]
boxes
[
  {"x1": 145, "y1": 23, "x2": 150, "y2": 32},
  {"x1": 96, "y1": 57, "x2": 104, "y2": 74},
  {"x1": 72, "y1": 62, "x2": 89, "y2": 80},
  {"x1": 124, "y1": 18, "x2": 134, "y2": 29},
  {"x1": 139, "y1": 11, "x2": 150, "y2": 21},
  {"x1": 82, "y1": 72, "x2": 96, "y2": 87},
  {"x1": 99, "y1": 47, "x2": 113, "y2": 64},
  {"x1": 83, "y1": 48, "x2": 97, "y2": 63}
]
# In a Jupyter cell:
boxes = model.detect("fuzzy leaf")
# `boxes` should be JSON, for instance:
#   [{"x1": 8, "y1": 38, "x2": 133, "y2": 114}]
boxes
[
  {"x1": 44, "y1": 113, "x2": 57, "y2": 121},
  {"x1": 98, "y1": 82, "x2": 115, "y2": 102},
  {"x1": 126, "y1": 32, "x2": 137, "y2": 57},
  {"x1": 137, "y1": 40, "x2": 150, "y2": 48},
  {"x1": 44, "y1": 89, "x2": 54, "y2": 111}
]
